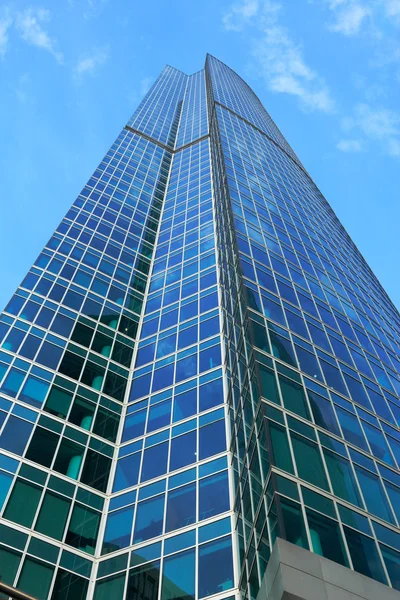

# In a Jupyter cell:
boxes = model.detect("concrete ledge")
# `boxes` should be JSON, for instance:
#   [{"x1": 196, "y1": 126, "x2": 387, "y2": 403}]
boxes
[{"x1": 257, "y1": 538, "x2": 400, "y2": 600}]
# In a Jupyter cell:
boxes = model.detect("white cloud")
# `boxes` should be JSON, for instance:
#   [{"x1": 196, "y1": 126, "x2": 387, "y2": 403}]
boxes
[
  {"x1": 337, "y1": 138, "x2": 364, "y2": 151},
  {"x1": 0, "y1": 10, "x2": 12, "y2": 58},
  {"x1": 329, "y1": 3, "x2": 372, "y2": 35},
  {"x1": 74, "y1": 48, "x2": 109, "y2": 79},
  {"x1": 15, "y1": 8, "x2": 63, "y2": 62},
  {"x1": 223, "y1": 0, "x2": 260, "y2": 31},
  {"x1": 140, "y1": 76, "x2": 154, "y2": 97},
  {"x1": 342, "y1": 103, "x2": 400, "y2": 156},
  {"x1": 223, "y1": 0, "x2": 335, "y2": 112}
]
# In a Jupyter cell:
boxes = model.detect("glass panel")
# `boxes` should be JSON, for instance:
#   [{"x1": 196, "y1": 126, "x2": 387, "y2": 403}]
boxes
[
  {"x1": 291, "y1": 434, "x2": 329, "y2": 491},
  {"x1": 35, "y1": 492, "x2": 71, "y2": 540},
  {"x1": 344, "y1": 526, "x2": 387, "y2": 584},
  {"x1": 355, "y1": 466, "x2": 395, "y2": 524},
  {"x1": 134, "y1": 495, "x2": 165, "y2": 543},
  {"x1": 50, "y1": 569, "x2": 89, "y2": 600},
  {"x1": 66, "y1": 504, "x2": 100, "y2": 555},
  {"x1": 166, "y1": 483, "x2": 196, "y2": 532},
  {"x1": 102, "y1": 506, "x2": 134, "y2": 554},
  {"x1": 198, "y1": 469, "x2": 230, "y2": 523},
  {"x1": 280, "y1": 496, "x2": 309, "y2": 549},
  {"x1": 306, "y1": 508, "x2": 348, "y2": 566},
  {"x1": 161, "y1": 548, "x2": 195, "y2": 600},
  {"x1": 4, "y1": 479, "x2": 42, "y2": 527},
  {"x1": 94, "y1": 574, "x2": 125, "y2": 600},
  {"x1": 126, "y1": 560, "x2": 160, "y2": 600},
  {"x1": 198, "y1": 537, "x2": 234, "y2": 598},
  {"x1": 17, "y1": 558, "x2": 54, "y2": 600},
  {"x1": 0, "y1": 546, "x2": 21, "y2": 585},
  {"x1": 323, "y1": 449, "x2": 362, "y2": 507}
]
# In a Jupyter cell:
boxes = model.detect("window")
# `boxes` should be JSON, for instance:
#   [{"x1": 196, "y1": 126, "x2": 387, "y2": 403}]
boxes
[
  {"x1": 134, "y1": 494, "x2": 165, "y2": 543},
  {"x1": 198, "y1": 537, "x2": 233, "y2": 598},
  {"x1": 166, "y1": 483, "x2": 196, "y2": 532},
  {"x1": 162, "y1": 549, "x2": 195, "y2": 600}
]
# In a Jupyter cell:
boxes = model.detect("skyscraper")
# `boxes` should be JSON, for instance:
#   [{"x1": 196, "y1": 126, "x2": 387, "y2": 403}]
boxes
[{"x1": 0, "y1": 54, "x2": 399, "y2": 600}]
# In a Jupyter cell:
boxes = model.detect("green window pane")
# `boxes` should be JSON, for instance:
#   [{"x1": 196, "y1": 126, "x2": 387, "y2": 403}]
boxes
[
  {"x1": 80, "y1": 450, "x2": 111, "y2": 492},
  {"x1": 0, "y1": 546, "x2": 21, "y2": 585},
  {"x1": 344, "y1": 526, "x2": 387, "y2": 584},
  {"x1": 25, "y1": 427, "x2": 59, "y2": 468},
  {"x1": 279, "y1": 375, "x2": 310, "y2": 420},
  {"x1": 258, "y1": 364, "x2": 280, "y2": 404},
  {"x1": 323, "y1": 449, "x2": 363, "y2": 507},
  {"x1": 291, "y1": 433, "x2": 329, "y2": 491},
  {"x1": 35, "y1": 492, "x2": 71, "y2": 541},
  {"x1": 50, "y1": 569, "x2": 89, "y2": 600},
  {"x1": 54, "y1": 439, "x2": 84, "y2": 480},
  {"x1": 66, "y1": 504, "x2": 100, "y2": 555},
  {"x1": 94, "y1": 574, "x2": 125, "y2": 600},
  {"x1": 45, "y1": 386, "x2": 73, "y2": 418},
  {"x1": 280, "y1": 496, "x2": 309, "y2": 550},
  {"x1": 305, "y1": 508, "x2": 348, "y2": 567},
  {"x1": 269, "y1": 421, "x2": 294, "y2": 474},
  {"x1": 380, "y1": 544, "x2": 400, "y2": 592},
  {"x1": 17, "y1": 557, "x2": 54, "y2": 600},
  {"x1": 93, "y1": 408, "x2": 119, "y2": 442},
  {"x1": 355, "y1": 466, "x2": 395, "y2": 524},
  {"x1": 4, "y1": 479, "x2": 42, "y2": 527}
]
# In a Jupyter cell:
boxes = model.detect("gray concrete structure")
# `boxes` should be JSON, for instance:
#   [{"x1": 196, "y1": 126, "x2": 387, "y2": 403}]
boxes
[{"x1": 257, "y1": 538, "x2": 400, "y2": 600}]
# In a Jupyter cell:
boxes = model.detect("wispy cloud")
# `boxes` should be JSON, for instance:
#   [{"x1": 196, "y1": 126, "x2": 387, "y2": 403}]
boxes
[
  {"x1": 328, "y1": 3, "x2": 372, "y2": 35},
  {"x1": 74, "y1": 48, "x2": 109, "y2": 79},
  {"x1": 341, "y1": 103, "x2": 400, "y2": 156},
  {"x1": 140, "y1": 76, "x2": 154, "y2": 97},
  {"x1": 15, "y1": 8, "x2": 63, "y2": 63},
  {"x1": 0, "y1": 9, "x2": 12, "y2": 58},
  {"x1": 222, "y1": 0, "x2": 335, "y2": 112},
  {"x1": 317, "y1": 0, "x2": 400, "y2": 36},
  {"x1": 337, "y1": 138, "x2": 364, "y2": 151},
  {"x1": 223, "y1": 0, "x2": 260, "y2": 31}
]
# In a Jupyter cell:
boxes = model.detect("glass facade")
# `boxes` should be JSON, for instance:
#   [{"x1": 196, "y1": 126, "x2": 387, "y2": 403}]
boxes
[{"x1": 0, "y1": 55, "x2": 399, "y2": 600}]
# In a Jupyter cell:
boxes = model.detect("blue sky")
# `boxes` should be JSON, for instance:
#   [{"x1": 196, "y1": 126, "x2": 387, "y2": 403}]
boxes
[{"x1": 0, "y1": 0, "x2": 399, "y2": 312}]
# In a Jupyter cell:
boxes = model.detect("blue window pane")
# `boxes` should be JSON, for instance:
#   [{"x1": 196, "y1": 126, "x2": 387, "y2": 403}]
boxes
[
  {"x1": 134, "y1": 495, "x2": 165, "y2": 543},
  {"x1": 1, "y1": 369, "x2": 25, "y2": 398},
  {"x1": 170, "y1": 431, "x2": 197, "y2": 471},
  {"x1": 147, "y1": 400, "x2": 171, "y2": 433},
  {"x1": 199, "y1": 345, "x2": 221, "y2": 373},
  {"x1": 166, "y1": 483, "x2": 196, "y2": 532},
  {"x1": 198, "y1": 537, "x2": 234, "y2": 598},
  {"x1": 102, "y1": 506, "x2": 134, "y2": 554},
  {"x1": 141, "y1": 442, "x2": 168, "y2": 483},
  {"x1": 199, "y1": 378, "x2": 223, "y2": 412},
  {"x1": 0, "y1": 470, "x2": 13, "y2": 510},
  {"x1": 113, "y1": 453, "x2": 141, "y2": 492},
  {"x1": 199, "y1": 471, "x2": 230, "y2": 520},
  {"x1": 0, "y1": 417, "x2": 33, "y2": 456},
  {"x1": 308, "y1": 391, "x2": 340, "y2": 435},
  {"x1": 152, "y1": 365, "x2": 174, "y2": 393},
  {"x1": 162, "y1": 549, "x2": 195, "y2": 600},
  {"x1": 336, "y1": 407, "x2": 368, "y2": 451},
  {"x1": 19, "y1": 377, "x2": 50, "y2": 408},
  {"x1": 199, "y1": 420, "x2": 226, "y2": 460},
  {"x1": 175, "y1": 355, "x2": 197, "y2": 383},
  {"x1": 121, "y1": 410, "x2": 146, "y2": 442},
  {"x1": 173, "y1": 389, "x2": 197, "y2": 422}
]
